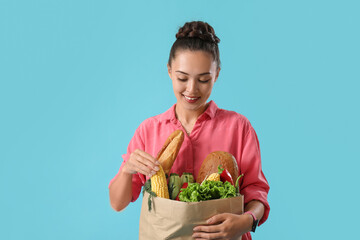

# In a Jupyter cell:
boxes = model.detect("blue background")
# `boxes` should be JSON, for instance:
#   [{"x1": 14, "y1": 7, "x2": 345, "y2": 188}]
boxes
[{"x1": 1, "y1": 0, "x2": 359, "y2": 239}]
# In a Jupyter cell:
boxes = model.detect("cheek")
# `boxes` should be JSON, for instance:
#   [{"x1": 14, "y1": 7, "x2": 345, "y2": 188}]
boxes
[
  {"x1": 172, "y1": 81, "x2": 184, "y2": 94},
  {"x1": 200, "y1": 83, "x2": 214, "y2": 95}
]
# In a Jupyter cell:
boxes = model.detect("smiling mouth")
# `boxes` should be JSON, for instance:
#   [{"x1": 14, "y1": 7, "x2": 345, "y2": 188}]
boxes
[
  {"x1": 184, "y1": 95, "x2": 200, "y2": 101},
  {"x1": 182, "y1": 95, "x2": 201, "y2": 103}
]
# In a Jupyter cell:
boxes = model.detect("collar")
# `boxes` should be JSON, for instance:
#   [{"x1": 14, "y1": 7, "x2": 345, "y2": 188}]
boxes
[{"x1": 158, "y1": 100, "x2": 218, "y2": 123}]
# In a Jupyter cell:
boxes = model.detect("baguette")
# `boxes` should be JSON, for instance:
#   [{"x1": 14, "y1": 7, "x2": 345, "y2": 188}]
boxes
[{"x1": 156, "y1": 129, "x2": 184, "y2": 175}]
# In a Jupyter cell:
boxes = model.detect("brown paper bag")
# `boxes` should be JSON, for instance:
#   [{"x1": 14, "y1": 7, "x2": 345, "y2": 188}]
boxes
[{"x1": 139, "y1": 191, "x2": 244, "y2": 240}]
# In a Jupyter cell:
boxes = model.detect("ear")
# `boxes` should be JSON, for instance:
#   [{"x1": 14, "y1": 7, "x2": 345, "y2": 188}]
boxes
[
  {"x1": 214, "y1": 67, "x2": 221, "y2": 83},
  {"x1": 167, "y1": 63, "x2": 172, "y2": 78}
]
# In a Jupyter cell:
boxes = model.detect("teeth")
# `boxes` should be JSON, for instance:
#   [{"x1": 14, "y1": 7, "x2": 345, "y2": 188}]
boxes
[{"x1": 185, "y1": 96, "x2": 198, "y2": 100}]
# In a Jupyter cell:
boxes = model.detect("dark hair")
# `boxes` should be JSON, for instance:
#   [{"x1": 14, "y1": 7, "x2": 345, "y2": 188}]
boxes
[{"x1": 168, "y1": 21, "x2": 221, "y2": 69}]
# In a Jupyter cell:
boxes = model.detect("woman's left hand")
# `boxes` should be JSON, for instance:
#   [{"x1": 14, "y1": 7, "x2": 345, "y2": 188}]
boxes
[{"x1": 192, "y1": 213, "x2": 253, "y2": 240}]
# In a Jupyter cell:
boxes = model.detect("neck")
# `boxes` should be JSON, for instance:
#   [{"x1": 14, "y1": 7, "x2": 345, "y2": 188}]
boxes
[{"x1": 175, "y1": 102, "x2": 209, "y2": 125}]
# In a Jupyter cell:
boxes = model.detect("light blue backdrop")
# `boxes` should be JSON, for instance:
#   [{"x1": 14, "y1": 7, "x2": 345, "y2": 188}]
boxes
[{"x1": 1, "y1": 0, "x2": 359, "y2": 239}]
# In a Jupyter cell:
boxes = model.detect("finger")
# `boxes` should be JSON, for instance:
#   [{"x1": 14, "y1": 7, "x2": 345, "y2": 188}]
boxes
[
  {"x1": 207, "y1": 213, "x2": 229, "y2": 224},
  {"x1": 193, "y1": 224, "x2": 223, "y2": 234},
  {"x1": 129, "y1": 155, "x2": 156, "y2": 177},
  {"x1": 129, "y1": 151, "x2": 157, "y2": 174},
  {"x1": 192, "y1": 230, "x2": 224, "y2": 240},
  {"x1": 135, "y1": 155, "x2": 159, "y2": 174},
  {"x1": 134, "y1": 149, "x2": 160, "y2": 170},
  {"x1": 134, "y1": 149, "x2": 159, "y2": 164},
  {"x1": 126, "y1": 160, "x2": 152, "y2": 177}
]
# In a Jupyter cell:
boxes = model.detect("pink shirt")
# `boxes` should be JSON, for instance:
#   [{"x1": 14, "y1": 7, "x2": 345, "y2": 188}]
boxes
[{"x1": 109, "y1": 100, "x2": 270, "y2": 232}]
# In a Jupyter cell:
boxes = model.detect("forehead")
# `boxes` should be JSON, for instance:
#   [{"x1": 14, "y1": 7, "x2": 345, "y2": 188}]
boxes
[{"x1": 172, "y1": 50, "x2": 216, "y2": 74}]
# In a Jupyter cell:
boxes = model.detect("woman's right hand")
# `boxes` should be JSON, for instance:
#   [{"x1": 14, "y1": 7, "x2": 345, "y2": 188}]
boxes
[{"x1": 122, "y1": 149, "x2": 160, "y2": 177}]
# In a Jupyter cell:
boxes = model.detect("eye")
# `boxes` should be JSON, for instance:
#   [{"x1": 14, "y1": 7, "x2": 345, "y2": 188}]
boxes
[
  {"x1": 177, "y1": 78, "x2": 187, "y2": 82},
  {"x1": 199, "y1": 79, "x2": 211, "y2": 83}
]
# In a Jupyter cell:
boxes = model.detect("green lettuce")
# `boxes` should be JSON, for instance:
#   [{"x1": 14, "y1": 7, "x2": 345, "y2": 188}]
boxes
[{"x1": 178, "y1": 180, "x2": 237, "y2": 202}]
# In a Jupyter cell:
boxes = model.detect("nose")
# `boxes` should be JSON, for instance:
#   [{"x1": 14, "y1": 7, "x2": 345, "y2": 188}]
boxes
[{"x1": 186, "y1": 79, "x2": 198, "y2": 94}]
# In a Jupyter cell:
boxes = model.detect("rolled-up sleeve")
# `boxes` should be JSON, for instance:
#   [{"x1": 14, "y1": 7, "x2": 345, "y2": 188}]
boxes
[
  {"x1": 108, "y1": 123, "x2": 147, "y2": 202},
  {"x1": 240, "y1": 125, "x2": 270, "y2": 226}
]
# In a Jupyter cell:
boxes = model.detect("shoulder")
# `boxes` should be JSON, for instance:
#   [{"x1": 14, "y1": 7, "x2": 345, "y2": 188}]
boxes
[
  {"x1": 141, "y1": 111, "x2": 168, "y2": 126},
  {"x1": 212, "y1": 104, "x2": 256, "y2": 136},
  {"x1": 215, "y1": 107, "x2": 252, "y2": 127},
  {"x1": 136, "y1": 107, "x2": 172, "y2": 131}
]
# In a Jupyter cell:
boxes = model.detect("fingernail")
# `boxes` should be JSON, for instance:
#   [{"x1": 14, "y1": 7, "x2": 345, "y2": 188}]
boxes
[
  {"x1": 154, "y1": 166, "x2": 159, "y2": 171},
  {"x1": 207, "y1": 219, "x2": 212, "y2": 224},
  {"x1": 151, "y1": 170, "x2": 156, "y2": 175},
  {"x1": 156, "y1": 161, "x2": 160, "y2": 165}
]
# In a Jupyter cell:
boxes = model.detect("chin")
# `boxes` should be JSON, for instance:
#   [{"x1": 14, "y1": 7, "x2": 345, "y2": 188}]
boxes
[{"x1": 184, "y1": 101, "x2": 206, "y2": 111}]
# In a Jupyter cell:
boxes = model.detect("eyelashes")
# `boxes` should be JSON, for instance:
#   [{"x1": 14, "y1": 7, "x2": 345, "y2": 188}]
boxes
[
  {"x1": 199, "y1": 80, "x2": 210, "y2": 83},
  {"x1": 177, "y1": 78, "x2": 210, "y2": 83}
]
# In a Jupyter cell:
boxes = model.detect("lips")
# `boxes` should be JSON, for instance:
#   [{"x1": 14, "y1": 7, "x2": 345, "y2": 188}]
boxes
[{"x1": 183, "y1": 95, "x2": 200, "y2": 103}]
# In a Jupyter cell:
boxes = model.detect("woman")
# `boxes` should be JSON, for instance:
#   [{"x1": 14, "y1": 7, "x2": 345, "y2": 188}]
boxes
[{"x1": 109, "y1": 21, "x2": 270, "y2": 240}]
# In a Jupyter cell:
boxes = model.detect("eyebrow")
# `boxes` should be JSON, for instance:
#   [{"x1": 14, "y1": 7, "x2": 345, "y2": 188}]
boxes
[{"x1": 175, "y1": 70, "x2": 211, "y2": 76}]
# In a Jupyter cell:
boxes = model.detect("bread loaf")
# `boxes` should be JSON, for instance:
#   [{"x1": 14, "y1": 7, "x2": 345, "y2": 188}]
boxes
[
  {"x1": 197, "y1": 151, "x2": 239, "y2": 183},
  {"x1": 157, "y1": 130, "x2": 184, "y2": 175}
]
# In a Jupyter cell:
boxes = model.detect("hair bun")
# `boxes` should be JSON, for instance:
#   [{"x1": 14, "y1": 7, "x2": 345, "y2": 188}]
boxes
[{"x1": 176, "y1": 21, "x2": 220, "y2": 44}]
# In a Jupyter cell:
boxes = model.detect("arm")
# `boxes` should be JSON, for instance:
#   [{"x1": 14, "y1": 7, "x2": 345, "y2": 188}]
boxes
[
  {"x1": 239, "y1": 125, "x2": 270, "y2": 226},
  {"x1": 192, "y1": 200, "x2": 265, "y2": 240},
  {"x1": 193, "y1": 122, "x2": 269, "y2": 239},
  {"x1": 109, "y1": 167, "x2": 133, "y2": 212},
  {"x1": 109, "y1": 149, "x2": 160, "y2": 212},
  {"x1": 244, "y1": 199, "x2": 265, "y2": 225}
]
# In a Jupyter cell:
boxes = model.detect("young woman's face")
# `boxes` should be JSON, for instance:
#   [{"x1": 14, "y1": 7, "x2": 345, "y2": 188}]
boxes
[{"x1": 167, "y1": 50, "x2": 220, "y2": 113}]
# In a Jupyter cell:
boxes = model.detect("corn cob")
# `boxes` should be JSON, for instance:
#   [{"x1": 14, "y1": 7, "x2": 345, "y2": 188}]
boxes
[
  {"x1": 206, "y1": 173, "x2": 220, "y2": 181},
  {"x1": 151, "y1": 165, "x2": 169, "y2": 199}
]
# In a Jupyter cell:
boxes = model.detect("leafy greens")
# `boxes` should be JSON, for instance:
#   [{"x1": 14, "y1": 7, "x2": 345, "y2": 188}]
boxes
[{"x1": 178, "y1": 180, "x2": 237, "y2": 202}]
